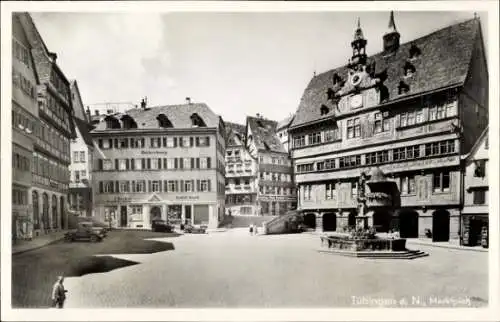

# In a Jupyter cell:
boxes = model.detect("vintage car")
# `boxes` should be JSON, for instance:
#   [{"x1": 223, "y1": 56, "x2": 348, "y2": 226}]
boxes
[
  {"x1": 79, "y1": 221, "x2": 108, "y2": 237},
  {"x1": 65, "y1": 223, "x2": 105, "y2": 242},
  {"x1": 184, "y1": 224, "x2": 207, "y2": 234},
  {"x1": 151, "y1": 219, "x2": 173, "y2": 233}
]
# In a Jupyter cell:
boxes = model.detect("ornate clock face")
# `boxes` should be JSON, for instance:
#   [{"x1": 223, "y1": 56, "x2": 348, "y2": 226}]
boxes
[
  {"x1": 351, "y1": 72, "x2": 363, "y2": 86},
  {"x1": 350, "y1": 94, "x2": 363, "y2": 108}
]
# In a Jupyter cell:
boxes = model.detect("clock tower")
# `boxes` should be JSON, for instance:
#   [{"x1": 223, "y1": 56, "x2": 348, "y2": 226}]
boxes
[{"x1": 348, "y1": 18, "x2": 367, "y2": 70}]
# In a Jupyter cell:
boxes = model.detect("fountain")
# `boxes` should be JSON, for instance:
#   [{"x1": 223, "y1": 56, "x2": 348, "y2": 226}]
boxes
[{"x1": 318, "y1": 168, "x2": 428, "y2": 259}]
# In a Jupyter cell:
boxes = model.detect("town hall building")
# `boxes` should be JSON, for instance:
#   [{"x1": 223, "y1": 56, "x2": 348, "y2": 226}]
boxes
[{"x1": 289, "y1": 12, "x2": 488, "y2": 241}]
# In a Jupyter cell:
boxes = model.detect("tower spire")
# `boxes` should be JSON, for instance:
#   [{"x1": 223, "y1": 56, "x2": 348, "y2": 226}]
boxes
[
  {"x1": 386, "y1": 10, "x2": 397, "y2": 34},
  {"x1": 354, "y1": 17, "x2": 365, "y2": 40},
  {"x1": 383, "y1": 11, "x2": 400, "y2": 53},
  {"x1": 349, "y1": 17, "x2": 367, "y2": 69}
]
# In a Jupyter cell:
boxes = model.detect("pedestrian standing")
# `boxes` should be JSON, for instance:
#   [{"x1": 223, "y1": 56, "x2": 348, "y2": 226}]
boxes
[
  {"x1": 249, "y1": 223, "x2": 253, "y2": 235},
  {"x1": 51, "y1": 275, "x2": 68, "y2": 308},
  {"x1": 254, "y1": 225, "x2": 258, "y2": 235}
]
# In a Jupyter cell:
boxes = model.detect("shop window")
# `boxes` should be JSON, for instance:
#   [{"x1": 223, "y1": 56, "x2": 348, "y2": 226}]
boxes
[{"x1": 473, "y1": 190, "x2": 486, "y2": 205}]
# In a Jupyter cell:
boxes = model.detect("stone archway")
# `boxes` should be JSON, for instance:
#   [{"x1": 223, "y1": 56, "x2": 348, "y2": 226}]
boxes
[
  {"x1": 322, "y1": 213, "x2": 337, "y2": 232},
  {"x1": 303, "y1": 213, "x2": 316, "y2": 229},
  {"x1": 32, "y1": 191, "x2": 40, "y2": 230},
  {"x1": 150, "y1": 206, "x2": 162, "y2": 223},
  {"x1": 42, "y1": 193, "x2": 49, "y2": 232},
  {"x1": 399, "y1": 209, "x2": 419, "y2": 238},
  {"x1": 432, "y1": 209, "x2": 450, "y2": 242},
  {"x1": 52, "y1": 195, "x2": 58, "y2": 229}
]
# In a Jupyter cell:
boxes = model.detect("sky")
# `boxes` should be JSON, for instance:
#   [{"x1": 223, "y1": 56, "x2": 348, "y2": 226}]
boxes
[{"x1": 30, "y1": 10, "x2": 488, "y2": 125}]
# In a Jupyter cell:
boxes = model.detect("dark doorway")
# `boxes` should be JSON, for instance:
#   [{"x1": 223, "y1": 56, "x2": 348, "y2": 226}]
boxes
[
  {"x1": 60, "y1": 196, "x2": 65, "y2": 229},
  {"x1": 399, "y1": 209, "x2": 419, "y2": 238},
  {"x1": 322, "y1": 213, "x2": 337, "y2": 231},
  {"x1": 185, "y1": 205, "x2": 192, "y2": 224},
  {"x1": 373, "y1": 210, "x2": 391, "y2": 232},
  {"x1": 150, "y1": 206, "x2": 162, "y2": 222},
  {"x1": 432, "y1": 210, "x2": 450, "y2": 242},
  {"x1": 465, "y1": 217, "x2": 484, "y2": 246},
  {"x1": 303, "y1": 213, "x2": 316, "y2": 229},
  {"x1": 120, "y1": 206, "x2": 128, "y2": 227},
  {"x1": 348, "y1": 211, "x2": 356, "y2": 227}
]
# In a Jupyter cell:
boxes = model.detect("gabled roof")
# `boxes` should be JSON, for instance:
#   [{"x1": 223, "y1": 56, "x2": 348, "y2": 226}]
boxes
[
  {"x1": 291, "y1": 18, "x2": 481, "y2": 128},
  {"x1": 464, "y1": 126, "x2": 489, "y2": 161},
  {"x1": 73, "y1": 117, "x2": 95, "y2": 147},
  {"x1": 225, "y1": 122, "x2": 246, "y2": 146},
  {"x1": 247, "y1": 116, "x2": 286, "y2": 153},
  {"x1": 91, "y1": 103, "x2": 220, "y2": 131},
  {"x1": 70, "y1": 80, "x2": 88, "y2": 122},
  {"x1": 277, "y1": 114, "x2": 295, "y2": 131}
]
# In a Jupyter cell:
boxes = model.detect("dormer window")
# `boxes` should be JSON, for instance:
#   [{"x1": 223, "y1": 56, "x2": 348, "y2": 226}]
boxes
[
  {"x1": 121, "y1": 115, "x2": 137, "y2": 129},
  {"x1": 332, "y1": 73, "x2": 343, "y2": 86},
  {"x1": 157, "y1": 114, "x2": 173, "y2": 128},
  {"x1": 104, "y1": 116, "x2": 120, "y2": 129},
  {"x1": 257, "y1": 120, "x2": 265, "y2": 128},
  {"x1": 409, "y1": 44, "x2": 422, "y2": 59},
  {"x1": 326, "y1": 88, "x2": 335, "y2": 100},
  {"x1": 320, "y1": 105, "x2": 330, "y2": 116},
  {"x1": 398, "y1": 81, "x2": 410, "y2": 95},
  {"x1": 403, "y1": 61, "x2": 416, "y2": 77},
  {"x1": 190, "y1": 113, "x2": 206, "y2": 127}
]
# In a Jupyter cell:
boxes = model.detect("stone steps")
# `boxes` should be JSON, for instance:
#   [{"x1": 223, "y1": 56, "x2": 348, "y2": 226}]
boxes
[{"x1": 317, "y1": 249, "x2": 429, "y2": 259}]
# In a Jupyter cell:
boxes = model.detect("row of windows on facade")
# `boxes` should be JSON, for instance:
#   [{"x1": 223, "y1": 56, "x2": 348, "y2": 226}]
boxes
[
  {"x1": 12, "y1": 188, "x2": 28, "y2": 205},
  {"x1": 68, "y1": 192, "x2": 86, "y2": 211},
  {"x1": 33, "y1": 174, "x2": 69, "y2": 192},
  {"x1": 50, "y1": 69, "x2": 71, "y2": 103},
  {"x1": 98, "y1": 179, "x2": 213, "y2": 194},
  {"x1": 258, "y1": 155, "x2": 291, "y2": 166},
  {"x1": 13, "y1": 153, "x2": 30, "y2": 172},
  {"x1": 39, "y1": 92, "x2": 72, "y2": 133},
  {"x1": 71, "y1": 170, "x2": 88, "y2": 183},
  {"x1": 13, "y1": 39, "x2": 31, "y2": 69},
  {"x1": 33, "y1": 152, "x2": 70, "y2": 184},
  {"x1": 97, "y1": 157, "x2": 213, "y2": 171},
  {"x1": 259, "y1": 171, "x2": 293, "y2": 182},
  {"x1": 293, "y1": 103, "x2": 455, "y2": 148},
  {"x1": 259, "y1": 185, "x2": 296, "y2": 196},
  {"x1": 301, "y1": 170, "x2": 453, "y2": 201},
  {"x1": 105, "y1": 113, "x2": 207, "y2": 130},
  {"x1": 97, "y1": 136, "x2": 211, "y2": 149},
  {"x1": 12, "y1": 69, "x2": 36, "y2": 100},
  {"x1": 296, "y1": 139, "x2": 456, "y2": 173},
  {"x1": 225, "y1": 194, "x2": 256, "y2": 205},
  {"x1": 72, "y1": 151, "x2": 87, "y2": 163},
  {"x1": 227, "y1": 163, "x2": 253, "y2": 173}
]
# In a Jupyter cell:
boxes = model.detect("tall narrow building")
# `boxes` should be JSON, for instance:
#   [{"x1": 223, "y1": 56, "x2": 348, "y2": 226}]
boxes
[{"x1": 289, "y1": 13, "x2": 488, "y2": 241}]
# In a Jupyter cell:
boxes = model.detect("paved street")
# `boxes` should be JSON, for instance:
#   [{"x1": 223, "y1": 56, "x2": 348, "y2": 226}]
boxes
[{"x1": 61, "y1": 229, "x2": 488, "y2": 308}]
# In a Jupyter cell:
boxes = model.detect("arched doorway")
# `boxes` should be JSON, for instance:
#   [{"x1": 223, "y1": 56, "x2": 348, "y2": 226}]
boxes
[
  {"x1": 322, "y1": 213, "x2": 337, "y2": 231},
  {"x1": 348, "y1": 211, "x2": 356, "y2": 227},
  {"x1": 32, "y1": 191, "x2": 40, "y2": 230},
  {"x1": 42, "y1": 193, "x2": 49, "y2": 232},
  {"x1": 52, "y1": 195, "x2": 58, "y2": 229},
  {"x1": 150, "y1": 206, "x2": 162, "y2": 223},
  {"x1": 373, "y1": 210, "x2": 391, "y2": 232},
  {"x1": 399, "y1": 209, "x2": 419, "y2": 238},
  {"x1": 432, "y1": 209, "x2": 450, "y2": 242},
  {"x1": 303, "y1": 213, "x2": 316, "y2": 229},
  {"x1": 60, "y1": 196, "x2": 65, "y2": 229}
]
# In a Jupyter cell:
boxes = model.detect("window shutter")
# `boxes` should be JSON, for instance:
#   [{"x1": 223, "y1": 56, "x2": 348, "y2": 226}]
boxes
[
  {"x1": 130, "y1": 138, "x2": 134, "y2": 148},
  {"x1": 196, "y1": 137, "x2": 200, "y2": 147},
  {"x1": 148, "y1": 181, "x2": 152, "y2": 192},
  {"x1": 157, "y1": 138, "x2": 161, "y2": 147},
  {"x1": 98, "y1": 159, "x2": 103, "y2": 170},
  {"x1": 98, "y1": 139, "x2": 103, "y2": 148},
  {"x1": 196, "y1": 158, "x2": 200, "y2": 169},
  {"x1": 180, "y1": 180, "x2": 184, "y2": 192},
  {"x1": 164, "y1": 180, "x2": 168, "y2": 192},
  {"x1": 141, "y1": 158, "x2": 145, "y2": 169},
  {"x1": 179, "y1": 137, "x2": 184, "y2": 147},
  {"x1": 108, "y1": 139, "x2": 112, "y2": 148},
  {"x1": 141, "y1": 138, "x2": 145, "y2": 147},
  {"x1": 147, "y1": 158, "x2": 151, "y2": 169},
  {"x1": 208, "y1": 180, "x2": 211, "y2": 192},
  {"x1": 197, "y1": 180, "x2": 201, "y2": 192},
  {"x1": 191, "y1": 158, "x2": 195, "y2": 169},
  {"x1": 190, "y1": 137, "x2": 194, "y2": 147},
  {"x1": 163, "y1": 158, "x2": 167, "y2": 169},
  {"x1": 163, "y1": 137, "x2": 167, "y2": 147},
  {"x1": 174, "y1": 158, "x2": 178, "y2": 169},
  {"x1": 99, "y1": 181, "x2": 103, "y2": 193},
  {"x1": 131, "y1": 159, "x2": 135, "y2": 170},
  {"x1": 126, "y1": 159, "x2": 130, "y2": 170},
  {"x1": 115, "y1": 181, "x2": 119, "y2": 193},
  {"x1": 206, "y1": 136, "x2": 210, "y2": 146},
  {"x1": 158, "y1": 158, "x2": 162, "y2": 169},
  {"x1": 158, "y1": 180, "x2": 162, "y2": 192},
  {"x1": 115, "y1": 159, "x2": 119, "y2": 170},
  {"x1": 174, "y1": 137, "x2": 178, "y2": 147},
  {"x1": 207, "y1": 157, "x2": 211, "y2": 169},
  {"x1": 180, "y1": 158, "x2": 184, "y2": 169},
  {"x1": 132, "y1": 181, "x2": 136, "y2": 192},
  {"x1": 175, "y1": 181, "x2": 179, "y2": 192},
  {"x1": 150, "y1": 138, "x2": 154, "y2": 147},
  {"x1": 114, "y1": 139, "x2": 118, "y2": 149}
]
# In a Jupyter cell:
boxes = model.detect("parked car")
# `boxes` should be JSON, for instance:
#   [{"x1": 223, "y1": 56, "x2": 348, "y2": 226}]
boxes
[
  {"x1": 184, "y1": 224, "x2": 207, "y2": 234},
  {"x1": 80, "y1": 221, "x2": 108, "y2": 237},
  {"x1": 152, "y1": 219, "x2": 173, "y2": 233},
  {"x1": 65, "y1": 223, "x2": 105, "y2": 242}
]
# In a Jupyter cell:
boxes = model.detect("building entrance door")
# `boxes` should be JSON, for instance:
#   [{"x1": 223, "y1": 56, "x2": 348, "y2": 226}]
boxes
[
  {"x1": 432, "y1": 210, "x2": 450, "y2": 242},
  {"x1": 399, "y1": 209, "x2": 419, "y2": 238},
  {"x1": 120, "y1": 206, "x2": 128, "y2": 227},
  {"x1": 185, "y1": 205, "x2": 192, "y2": 224}
]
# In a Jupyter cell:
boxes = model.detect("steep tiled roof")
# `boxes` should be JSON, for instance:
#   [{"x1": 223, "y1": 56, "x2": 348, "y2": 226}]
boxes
[
  {"x1": 91, "y1": 103, "x2": 220, "y2": 131},
  {"x1": 291, "y1": 18, "x2": 481, "y2": 128},
  {"x1": 225, "y1": 122, "x2": 246, "y2": 146},
  {"x1": 73, "y1": 117, "x2": 95, "y2": 147},
  {"x1": 247, "y1": 116, "x2": 286, "y2": 153},
  {"x1": 277, "y1": 114, "x2": 295, "y2": 130}
]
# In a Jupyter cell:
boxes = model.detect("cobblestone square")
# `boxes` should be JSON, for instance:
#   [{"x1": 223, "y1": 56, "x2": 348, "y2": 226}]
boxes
[{"x1": 63, "y1": 229, "x2": 488, "y2": 308}]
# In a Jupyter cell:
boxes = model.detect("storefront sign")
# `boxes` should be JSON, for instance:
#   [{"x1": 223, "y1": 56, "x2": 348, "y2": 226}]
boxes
[
  {"x1": 176, "y1": 196, "x2": 200, "y2": 200},
  {"x1": 141, "y1": 151, "x2": 169, "y2": 155},
  {"x1": 102, "y1": 196, "x2": 132, "y2": 204}
]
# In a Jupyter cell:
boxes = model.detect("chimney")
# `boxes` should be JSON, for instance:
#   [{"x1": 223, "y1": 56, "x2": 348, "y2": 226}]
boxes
[{"x1": 185, "y1": 97, "x2": 191, "y2": 104}]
